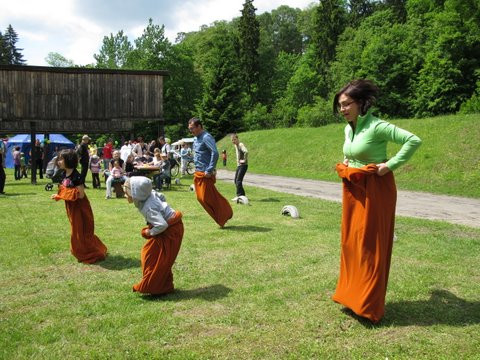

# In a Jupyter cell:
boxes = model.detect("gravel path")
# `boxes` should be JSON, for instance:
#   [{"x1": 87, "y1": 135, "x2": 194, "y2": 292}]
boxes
[{"x1": 216, "y1": 169, "x2": 480, "y2": 229}]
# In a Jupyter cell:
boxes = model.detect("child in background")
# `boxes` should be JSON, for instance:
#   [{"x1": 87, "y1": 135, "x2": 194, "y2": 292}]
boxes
[
  {"x1": 13, "y1": 146, "x2": 21, "y2": 180},
  {"x1": 221, "y1": 149, "x2": 227, "y2": 166},
  {"x1": 111, "y1": 159, "x2": 127, "y2": 182},
  {"x1": 20, "y1": 152, "x2": 28, "y2": 178},
  {"x1": 124, "y1": 153, "x2": 135, "y2": 175},
  {"x1": 123, "y1": 176, "x2": 184, "y2": 295},
  {"x1": 51, "y1": 149, "x2": 107, "y2": 264},
  {"x1": 89, "y1": 154, "x2": 102, "y2": 188},
  {"x1": 180, "y1": 142, "x2": 191, "y2": 176},
  {"x1": 153, "y1": 153, "x2": 171, "y2": 190}
]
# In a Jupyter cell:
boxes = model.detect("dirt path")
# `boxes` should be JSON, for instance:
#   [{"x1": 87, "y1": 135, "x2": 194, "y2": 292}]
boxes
[{"x1": 216, "y1": 169, "x2": 480, "y2": 229}]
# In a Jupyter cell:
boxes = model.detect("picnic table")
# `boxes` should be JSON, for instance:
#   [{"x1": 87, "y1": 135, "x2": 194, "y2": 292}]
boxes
[{"x1": 134, "y1": 165, "x2": 160, "y2": 179}]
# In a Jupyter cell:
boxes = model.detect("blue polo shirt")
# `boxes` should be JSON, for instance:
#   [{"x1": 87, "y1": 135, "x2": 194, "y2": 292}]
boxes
[{"x1": 193, "y1": 131, "x2": 218, "y2": 174}]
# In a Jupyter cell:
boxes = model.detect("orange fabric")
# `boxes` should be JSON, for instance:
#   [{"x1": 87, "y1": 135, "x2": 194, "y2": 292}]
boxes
[
  {"x1": 133, "y1": 211, "x2": 184, "y2": 295},
  {"x1": 58, "y1": 185, "x2": 107, "y2": 264},
  {"x1": 194, "y1": 171, "x2": 233, "y2": 227},
  {"x1": 332, "y1": 163, "x2": 397, "y2": 323}
]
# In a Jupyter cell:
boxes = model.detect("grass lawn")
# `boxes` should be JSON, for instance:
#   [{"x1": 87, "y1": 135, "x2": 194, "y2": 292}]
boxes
[{"x1": 1, "y1": 171, "x2": 479, "y2": 359}]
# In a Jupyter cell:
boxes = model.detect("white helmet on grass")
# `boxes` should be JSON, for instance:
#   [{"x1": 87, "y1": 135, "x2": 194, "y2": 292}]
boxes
[
  {"x1": 281, "y1": 205, "x2": 300, "y2": 219},
  {"x1": 236, "y1": 195, "x2": 249, "y2": 205}
]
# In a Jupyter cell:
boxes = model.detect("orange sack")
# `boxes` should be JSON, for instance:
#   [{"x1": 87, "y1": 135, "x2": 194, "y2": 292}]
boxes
[
  {"x1": 133, "y1": 211, "x2": 184, "y2": 295},
  {"x1": 332, "y1": 163, "x2": 397, "y2": 323},
  {"x1": 194, "y1": 171, "x2": 233, "y2": 227},
  {"x1": 57, "y1": 185, "x2": 107, "y2": 264}
]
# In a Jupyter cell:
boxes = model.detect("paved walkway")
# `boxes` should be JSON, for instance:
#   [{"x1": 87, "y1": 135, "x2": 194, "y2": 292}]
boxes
[{"x1": 216, "y1": 170, "x2": 480, "y2": 229}]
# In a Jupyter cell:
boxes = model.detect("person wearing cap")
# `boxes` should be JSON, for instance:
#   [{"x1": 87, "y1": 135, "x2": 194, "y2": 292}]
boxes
[
  {"x1": 77, "y1": 135, "x2": 91, "y2": 186},
  {"x1": 188, "y1": 117, "x2": 233, "y2": 227}
]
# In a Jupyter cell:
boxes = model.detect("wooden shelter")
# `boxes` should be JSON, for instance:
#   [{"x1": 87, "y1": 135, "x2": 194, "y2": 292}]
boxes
[{"x1": 0, "y1": 65, "x2": 169, "y2": 183}]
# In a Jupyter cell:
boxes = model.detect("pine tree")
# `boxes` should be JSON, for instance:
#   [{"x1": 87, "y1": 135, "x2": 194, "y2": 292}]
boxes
[
  {"x1": 3, "y1": 25, "x2": 26, "y2": 64},
  {"x1": 0, "y1": 31, "x2": 8, "y2": 65},
  {"x1": 238, "y1": 0, "x2": 260, "y2": 102},
  {"x1": 198, "y1": 24, "x2": 244, "y2": 139}
]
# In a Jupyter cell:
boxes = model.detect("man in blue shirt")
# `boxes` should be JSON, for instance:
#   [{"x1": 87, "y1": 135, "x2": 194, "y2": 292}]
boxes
[{"x1": 189, "y1": 118, "x2": 232, "y2": 227}]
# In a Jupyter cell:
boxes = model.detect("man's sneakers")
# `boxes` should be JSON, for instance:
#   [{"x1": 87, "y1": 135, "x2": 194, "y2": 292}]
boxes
[{"x1": 231, "y1": 196, "x2": 239, "y2": 202}]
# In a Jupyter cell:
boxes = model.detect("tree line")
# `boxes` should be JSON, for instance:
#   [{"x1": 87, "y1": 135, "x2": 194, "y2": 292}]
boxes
[{"x1": 5, "y1": 0, "x2": 480, "y2": 140}]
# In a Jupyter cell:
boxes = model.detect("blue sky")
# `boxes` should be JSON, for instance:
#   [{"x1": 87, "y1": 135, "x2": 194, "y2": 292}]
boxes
[{"x1": 1, "y1": 0, "x2": 314, "y2": 66}]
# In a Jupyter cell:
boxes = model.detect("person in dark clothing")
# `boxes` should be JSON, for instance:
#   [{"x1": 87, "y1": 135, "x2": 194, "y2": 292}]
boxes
[
  {"x1": 31, "y1": 139, "x2": 44, "y2": 179},
  {"x1": 0, "y1": 139, "x2": 6, "y2": 194},
  {"x1": 77, "y1": 135, "x2": 91, "y2": 187}
]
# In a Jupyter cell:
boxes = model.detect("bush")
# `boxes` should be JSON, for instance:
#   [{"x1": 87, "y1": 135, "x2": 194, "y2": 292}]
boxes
[{"x1": 296, "y1": 97, "x2": 339, "y2": 127}]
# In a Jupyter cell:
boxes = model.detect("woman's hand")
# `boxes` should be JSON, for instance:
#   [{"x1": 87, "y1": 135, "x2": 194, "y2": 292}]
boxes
[
  {"x1": 376, "y1": 163, "x2": 390, "y2": 176},
  {"x1": 51, "y1": 194, "x2": 60, "y2": 200},
  {"x1": 343, "y1": 159, "x2": 349, "y2": 166}
]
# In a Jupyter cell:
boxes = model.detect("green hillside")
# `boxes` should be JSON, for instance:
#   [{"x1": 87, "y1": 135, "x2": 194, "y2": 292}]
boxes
[{"x1": 217, "y1": 113, "x2": 480, "y2": 198}]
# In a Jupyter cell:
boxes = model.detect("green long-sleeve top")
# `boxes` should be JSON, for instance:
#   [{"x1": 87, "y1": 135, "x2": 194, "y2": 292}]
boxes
[{"x1": 343, "y1": 110, "x2": 422, "y2": 171}]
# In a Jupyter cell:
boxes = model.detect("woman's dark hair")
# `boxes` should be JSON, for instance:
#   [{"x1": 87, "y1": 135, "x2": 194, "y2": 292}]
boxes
[
  {"x1": 333, "y1": 79, "x2": 379, "y2": 115},
  {"x1": 188, "y1": 117, "x2": 202, "y2": 128},
  {"x1": 59, "y1": 149, "x2": 78, "y2": 169}
]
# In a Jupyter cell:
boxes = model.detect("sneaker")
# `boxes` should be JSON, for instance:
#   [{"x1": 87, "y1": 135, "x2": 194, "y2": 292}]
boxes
[
  {"x1": 105, "y1": 195, "x2": 111, "y2": 199},
  {"x1": 231, "y1": 196, "x2": 239, "y2": 202}
]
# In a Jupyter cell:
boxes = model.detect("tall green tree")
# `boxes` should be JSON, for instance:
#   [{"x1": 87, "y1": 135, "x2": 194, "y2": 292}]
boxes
[
  {"x1": 409, "y1": 0, "x2": 480, "y2": 116},
  {"x1": 311, "y1": 0, "x2": 347, "y2": 97},
  {"x1": 198, "y1": 23, "x2": 245, "y2": 139},
  {"x1": 94, "y1": 30, "x2": 133, "y2": 69},
  {"x1": 238, "y1": 0, "x2": 260, "y2": 102},
  {"x1": 2, "y1": 25, "x2": 26, "y2": 64}
]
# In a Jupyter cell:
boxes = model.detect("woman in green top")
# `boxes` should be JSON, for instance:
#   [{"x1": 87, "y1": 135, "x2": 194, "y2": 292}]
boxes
[{"x1": 331, "y1": 79, "x2": 422, "y2": 323}]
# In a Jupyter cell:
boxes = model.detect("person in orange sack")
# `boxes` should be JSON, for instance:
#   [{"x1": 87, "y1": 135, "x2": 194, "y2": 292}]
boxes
[
  {"x1": 123, "y1": 176, "x2": 184, "y2": 295},
  {"x1": 51, "y1": 149, "x2": 107, "y2": 264},
  {"x1": 188, "y1": 117, "x2": 233, "y2": 228},
  {"x1": 332, "y1": 79, "x2": 422, "y2": 323}
]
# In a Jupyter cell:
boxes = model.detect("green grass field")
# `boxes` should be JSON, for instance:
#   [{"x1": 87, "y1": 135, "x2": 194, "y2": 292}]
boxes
[
  {"x1": 1, "y1": 171, "x2": 479, "y2": 359},
  {"x1": 217, "y1": 113, "x2": 480, "y2": 198}
]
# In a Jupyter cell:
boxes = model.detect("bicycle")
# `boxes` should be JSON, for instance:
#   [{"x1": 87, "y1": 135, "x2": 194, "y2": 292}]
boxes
[{"x1": 170, "y1": 156, "x2": 195, "y2": 177}]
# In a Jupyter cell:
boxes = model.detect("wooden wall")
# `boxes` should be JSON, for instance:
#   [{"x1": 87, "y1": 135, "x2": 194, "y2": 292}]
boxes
[{"x1": 0, "y1": 65, "x2": 168, "y2": 133}]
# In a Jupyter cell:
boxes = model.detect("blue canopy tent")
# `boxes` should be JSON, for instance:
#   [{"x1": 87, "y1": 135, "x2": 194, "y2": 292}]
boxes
[{"x1": 5, "y1": 134, "x2": 75, "y2": 168}]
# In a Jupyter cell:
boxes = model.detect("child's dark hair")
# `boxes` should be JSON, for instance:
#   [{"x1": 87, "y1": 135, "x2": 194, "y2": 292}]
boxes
[
  {"x1": 15, "y1": 146, "x2": 20, "y2": 150},
  {"x1": 59, "y1": 149, "x2": 78, "y2": 169}
]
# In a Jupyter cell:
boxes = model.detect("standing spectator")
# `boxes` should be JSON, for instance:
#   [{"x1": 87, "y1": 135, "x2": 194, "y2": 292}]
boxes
[
  {"x1": 120, "y1": 141, "x2": 132, "y2": 162},
  {"x1": 158, "y1": 136, "x2": 171, "y2": 157},
  {"x1": 13, "y1": 146, "x2": 22, "y2": 180},
  {"x1": 180, "y1": 142, "x2": 192, "y2": 176},
  {"x1": 221, "y1": 149, "x2": 227, "y2": 166},
  {"x1": 331, "y1": 79, "x2": 422, "y2": 323},
  {"x1": 0, "y1": 138, "x2": 5, "y2": 194},
  {"x1": 89, "y1": 155, "x2": 102, "y2": 189},
  {"x1": 30, "y1": 139, "x2": 44, "y2": 179},
  {"x1": 102, "y1": 139, "x2": 114, "y2": 170},
  {"x1": 188, "y1": 117, "x2": 233, "y2": 227},
  {"x1": 89, "y1": 142, "x2": 98, "y2": 157},
  {"x1": 77, "y1": 135, "x2": 91, "y2": 187},
  {"x1": 20, "y1": 152, "x2": 28, "y2": 178},
  {"x1": 231, "y1": 134, "x2": 248, "y2": 200}
]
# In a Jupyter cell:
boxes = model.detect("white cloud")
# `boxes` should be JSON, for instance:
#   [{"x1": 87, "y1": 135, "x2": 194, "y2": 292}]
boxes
[{"x1": 2, "y1": 0, "x2": 315, "y2": 66}]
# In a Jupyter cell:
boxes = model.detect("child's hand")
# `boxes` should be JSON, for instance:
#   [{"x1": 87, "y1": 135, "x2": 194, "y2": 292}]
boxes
[
  {"x1": 141, "y1": 227, "x2": 151, "y2": 239},
  {"x1": 51, "y1": 194, "x2": 61, "y2": 201}
]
